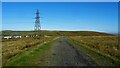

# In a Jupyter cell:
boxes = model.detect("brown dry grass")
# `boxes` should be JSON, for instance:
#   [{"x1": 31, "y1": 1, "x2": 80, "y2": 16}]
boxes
[
  {"x1": 2, "y1": 36, "x2": 54, "y2": 64},
  {"x1": 70, "y1": 36, "x2": 120, "y2": 60}
]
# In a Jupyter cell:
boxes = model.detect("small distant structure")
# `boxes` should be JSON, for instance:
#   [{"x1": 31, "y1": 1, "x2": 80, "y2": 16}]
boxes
[
  {"x1": 13, "y1": 36, "x2": 22, "y2": 38},
  {"x1": 3, "y1": 36, "x2": 22, "y2": 39},
  {"x1": 24, "y1": 35, "x2": 29, "y2": 37},
  {"x1": 3, "y1": 36, "x2": 12, "y2": 39}
]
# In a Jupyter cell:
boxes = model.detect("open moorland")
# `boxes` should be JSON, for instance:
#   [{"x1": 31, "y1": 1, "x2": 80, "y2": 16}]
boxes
[{"x1": 1, "y1": 30, "x2": 120, "y2": 66}]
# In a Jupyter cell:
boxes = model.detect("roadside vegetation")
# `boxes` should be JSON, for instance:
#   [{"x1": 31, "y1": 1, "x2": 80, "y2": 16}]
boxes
[
  {"x1": 3, "y1": 37, "x2": 59, "y2": 66},
  {"x1": 69, "y1": 36, "x2": 120, "y2": 65},
  {"x1": 2, "y1": 36, "x2": 56, "y2": 65}
]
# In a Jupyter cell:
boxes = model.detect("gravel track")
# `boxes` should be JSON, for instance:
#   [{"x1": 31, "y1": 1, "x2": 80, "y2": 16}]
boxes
[{"x1": 46, "y1": 38, "x2": 98, "y2": 66}]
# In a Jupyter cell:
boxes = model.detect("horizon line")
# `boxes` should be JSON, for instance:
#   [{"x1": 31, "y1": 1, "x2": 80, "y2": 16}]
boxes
[{"x1": 1, "y1": 29, "x2": 118, "y2": 34}]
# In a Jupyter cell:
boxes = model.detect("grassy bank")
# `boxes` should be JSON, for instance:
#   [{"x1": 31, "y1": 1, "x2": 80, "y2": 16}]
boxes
[
  {"x1": 2, "y1": 36, "x2": 56, "y2": 65},
  {"x1": 3, "y1": 36, "x2": 59, "y2": 66},
  {"x1": 68, "y1": 36, "x2": 120, "y2": 66}
]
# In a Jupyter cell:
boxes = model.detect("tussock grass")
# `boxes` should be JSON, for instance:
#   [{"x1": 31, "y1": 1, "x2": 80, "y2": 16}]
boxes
[
  {"x1": 2, "y1": 36, "x2": 54, "y2": 64},
  {"x1": 70, "y1": 36, "x2": 120, "y2": 64},
  {"x1": 3, "y1": 36, "x2": 59, "y2": 66}
]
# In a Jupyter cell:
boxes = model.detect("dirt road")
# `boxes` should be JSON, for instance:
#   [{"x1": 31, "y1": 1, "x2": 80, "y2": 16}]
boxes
[{"x1": 46, "y1": 37, "x2": 98, "y2": 66}]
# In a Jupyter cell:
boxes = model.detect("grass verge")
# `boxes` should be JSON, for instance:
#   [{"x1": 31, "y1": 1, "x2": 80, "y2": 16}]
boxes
[
  {"x1": 3, "y1": 37, "x2": 59, "y2": 66},
  {"x1": 68, "y1": 37, "x2": 120, "y2": 66}
]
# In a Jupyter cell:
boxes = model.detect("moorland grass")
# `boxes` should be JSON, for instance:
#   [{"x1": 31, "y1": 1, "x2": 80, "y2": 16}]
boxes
[
  {"x1": 3, "y1": 37, "x2": 59, "y2": 66},
  {"x1": 2, "y1": 36, "x2": 55, "y2": 65},
  {"x1": 69, "y1": 36, "x2": 120, "y2": 65}
]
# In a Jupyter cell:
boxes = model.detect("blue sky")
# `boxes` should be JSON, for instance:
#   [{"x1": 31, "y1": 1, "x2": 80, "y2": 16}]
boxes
[
  {"x1": 2, "y1": 0, "x2": 119, "y2": 2},
  {"x1": 2, "y1": 2, "x2": 118, "y2": 33}
]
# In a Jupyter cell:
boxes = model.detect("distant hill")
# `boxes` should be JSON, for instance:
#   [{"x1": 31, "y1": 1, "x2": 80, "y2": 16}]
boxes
[{"x1": 1, "y1": 30, "x2": 114, "y2": 36}]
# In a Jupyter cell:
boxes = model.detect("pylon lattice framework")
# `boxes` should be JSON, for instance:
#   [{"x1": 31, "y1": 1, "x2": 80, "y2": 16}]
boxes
[{"x1": 34, "y1": 10, "x2": 41, "y2": 31}]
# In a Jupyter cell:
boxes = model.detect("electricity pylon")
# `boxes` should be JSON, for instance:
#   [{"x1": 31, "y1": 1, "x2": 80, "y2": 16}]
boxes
[{"x1": 34, "y1": 10, "x2": 41, "y2": 31}]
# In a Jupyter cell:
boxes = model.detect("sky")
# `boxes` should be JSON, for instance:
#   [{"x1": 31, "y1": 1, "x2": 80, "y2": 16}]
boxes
[
  {"x1": 2, "y1": 2, "x2": 118, "y2": 34},
  {"x1": 0, "y1": 2, "x2": 1, "y2": 31},
  {"x1": 2, "y1": 0, "x2": 120, "y2": 2}
]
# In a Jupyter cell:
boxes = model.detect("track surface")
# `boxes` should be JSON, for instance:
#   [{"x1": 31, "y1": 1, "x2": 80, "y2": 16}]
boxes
[
  {"x1": 4, "y1": 37, "x2": 115, "y2": 66},
  {"x1": 46, "y1": 38, "x2": 98, "y2": 66}
]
